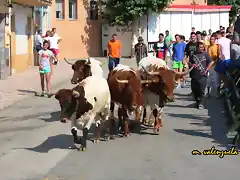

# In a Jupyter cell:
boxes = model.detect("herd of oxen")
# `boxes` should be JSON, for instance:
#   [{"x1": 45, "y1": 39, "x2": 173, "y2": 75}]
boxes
[{"x1": 51, "y1": 57, "x2": 193, "y2": 151}]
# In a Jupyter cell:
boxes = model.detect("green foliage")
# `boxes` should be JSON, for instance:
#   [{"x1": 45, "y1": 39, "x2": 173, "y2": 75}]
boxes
[{"x1": 101, "y1": 0, "x2": 169, "y2": 26}]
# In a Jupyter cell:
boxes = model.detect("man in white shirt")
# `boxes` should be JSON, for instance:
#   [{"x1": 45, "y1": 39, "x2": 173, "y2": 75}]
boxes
[
  {"x1": 35, "y1": 29, "x2": 43, "y2": 52},
  {"x1": 215, "y1": 30, "x2": 231, "y2": 94},
  {"x1": 49, "y1": 28, "x2": 62, "y2": 65}
]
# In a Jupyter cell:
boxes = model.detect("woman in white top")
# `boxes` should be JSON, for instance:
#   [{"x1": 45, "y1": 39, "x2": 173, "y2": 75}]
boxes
[{"x1": 49, "y1": 29, "x2": 61, "y2": 65}]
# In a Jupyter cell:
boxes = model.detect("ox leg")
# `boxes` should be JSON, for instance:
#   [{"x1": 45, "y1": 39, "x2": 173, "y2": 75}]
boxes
[
  {"x1": 94, "y1": 120, "x2": 101, "y2": 144},
  {"x1": 71, "y1": 127, "x2": 81, "y2": 144},
  {"x1": 80, "y1": 128, "x2": 89, "y2": 152},
  {"x1": 122, "y1": 108, "x2": 130, "y2": 137},
  {"x1": 142, "y1": 107, "x2": 147, "y2": 124},
  {"x1": 152, "y1": 108, "x2": 163, "y2": 134},
  {"x1": 80, "y1": 115, "x2": 95, "y2": 152},
  {"x1": 117, "y1": 107, "x2": 124, "y2": 134},
  {"x1": 109, "y1": 101, "x2": 117, "y2": 137}
]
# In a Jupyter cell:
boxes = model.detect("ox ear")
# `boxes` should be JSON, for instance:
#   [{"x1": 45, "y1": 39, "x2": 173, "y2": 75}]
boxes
[
  {"x1": 72, "y1": 90, "x2": 80, "y2": 98},
  {"x1": 55, "y1": 92, "x2": 59, "y2": 100}
]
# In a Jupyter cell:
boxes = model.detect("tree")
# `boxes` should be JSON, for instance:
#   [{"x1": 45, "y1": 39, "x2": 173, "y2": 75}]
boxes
[{"x1": 101, "y1": 0, "x2": 170, "y2": 55}]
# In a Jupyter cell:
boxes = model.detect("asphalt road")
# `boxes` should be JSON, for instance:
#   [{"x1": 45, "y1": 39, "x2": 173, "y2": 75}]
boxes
[{"x1": 0, "y1": 58, "x2": 239, "y2": 180}]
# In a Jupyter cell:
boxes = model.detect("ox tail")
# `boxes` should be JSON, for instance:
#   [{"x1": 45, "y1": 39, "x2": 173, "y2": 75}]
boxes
[{"x1": 64, "y1": 58, "x2": 74, "y2": 65}]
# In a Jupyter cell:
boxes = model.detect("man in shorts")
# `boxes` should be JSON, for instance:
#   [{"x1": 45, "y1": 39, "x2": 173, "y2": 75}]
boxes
[{"x1": 172, "y1": 34, "x2": 186, "y2": 88}]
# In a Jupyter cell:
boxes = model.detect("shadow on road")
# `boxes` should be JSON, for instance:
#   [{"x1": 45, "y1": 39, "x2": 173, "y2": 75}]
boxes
[
  {"x1": 205, "y1": 98, "x2": 231, "y2": 148},
  {"x1": 0, "y1": 112, "x2": 49, "y2": 123},
  {"x1": 22, "y1": 134, "x2": 74, "y2": 153},
  {"x1": 40, "y1": 111, "x2": 60, "y2": 122},
  {"x1": 166, "y1": 113, "x2": 207, "y2": 121},
  {"x1": 173, "y1": 97, "x2": 232, "y2": 148},
  {"x1": 17, "y1": 89, "x2": 36, "y2": 95}
]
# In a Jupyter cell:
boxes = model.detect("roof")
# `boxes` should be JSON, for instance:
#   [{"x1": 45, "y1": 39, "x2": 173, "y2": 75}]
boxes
[{"x1": 167, "y1": 5, "x2": 232, "y2": 12}]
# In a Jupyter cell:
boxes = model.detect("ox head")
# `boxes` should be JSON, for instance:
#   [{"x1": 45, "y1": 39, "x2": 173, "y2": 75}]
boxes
[
  {"x1": 54, "y1": 86, "x2": 93, "y2": 123},
  {"x1": 115, "y1": 71, "x2": 153, "y2": 121},
  {"x1": 64, "y1": 58, "x2": 92, "y2": 84},
  {"x1": 141, "y1": 66, "x2": 194, "y2": 101}
]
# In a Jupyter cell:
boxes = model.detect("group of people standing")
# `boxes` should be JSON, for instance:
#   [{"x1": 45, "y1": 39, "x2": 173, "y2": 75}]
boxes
[
  {"x1": 35, "y1": 28, "x2": 62, "y2": 97},
  {"x1": 152, "y1": 27, "x2": 231, "y2": 109}
]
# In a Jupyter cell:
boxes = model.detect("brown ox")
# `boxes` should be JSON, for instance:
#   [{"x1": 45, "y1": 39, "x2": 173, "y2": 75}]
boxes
[
  {"x1": 64, "y1": 57, "x2": 103, "y2": 84},
  {"x1": 107, "y1": 64, "x2": 154, "y2": 137},
  {"x1": 139, "y1": 63, "x2": 194, "y2": 133}
]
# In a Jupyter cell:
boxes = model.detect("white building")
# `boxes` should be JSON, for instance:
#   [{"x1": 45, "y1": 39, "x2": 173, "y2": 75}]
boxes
[{"x1": 101, "y1": 5, "x2": 232, "y2": 57}]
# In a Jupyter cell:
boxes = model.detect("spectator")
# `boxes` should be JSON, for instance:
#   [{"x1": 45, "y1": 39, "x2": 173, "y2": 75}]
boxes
[
  {"x1": 180, "y1": 35, "x2": 186, "y2": 43},
  {"x1": 49, "y1": 31, "x2": 61, "y2": 65},
  {"x1": 192, "y1": 27, "x2": 195, "y2": 32},
  {"x1": 52, "y1": 28, "x2": 60, "y2": 38},
  {"x1": 153, "y1": 33, "x2": 167, "y2": 60},
  {"x1": 189, "y1": 42, "x2": 211, "y2": 109},
  {"x1": 206, "y1": 35, "x2": 221, "y2": 97},
  {"x1": 106, "y1": 33, "x2": 122, "y2": 71},
  {"x1": 164, "y1": 30, "x2": 173, "y2": 63},
  {"x1": 185, "y1": 32, "x2": 198, "y2": 96},
  {"x1": 134, "y1": 36, "x2": 148, "y2": 66},
  {"x1": 38, "y1": 40, "x2": 53, "y2": 97},
  {"x1": 35, "y1": 29, "x2": 43, "y2": 53},
  {"x1": 172, "y1": 34, "x2": 186, "y2": 88},
  {"x1": 164, "y1": 30, "x2": 173, "y2": 48},
  {"x1": 196, "y1": 31, "x2": 202, "y2": 42},
  {"x1": 208, "y1": 29, "x2": 212, "y2": 39},
  {"x1": 201, "y1": 30, "x2": 210, "y2": 51},
  {"x1": 215, "y1": 30, "x2": 231, "y2": 94}
]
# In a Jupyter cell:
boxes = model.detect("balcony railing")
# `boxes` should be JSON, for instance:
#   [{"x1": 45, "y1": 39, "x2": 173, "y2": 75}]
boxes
[{"x1": 13, "y1": 0, "x2": 52, "y2": 6}]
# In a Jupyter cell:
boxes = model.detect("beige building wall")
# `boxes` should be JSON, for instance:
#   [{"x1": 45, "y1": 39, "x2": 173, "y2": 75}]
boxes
[{"x1": 50, "y1": 0, "x2": 101, "y2": 60}]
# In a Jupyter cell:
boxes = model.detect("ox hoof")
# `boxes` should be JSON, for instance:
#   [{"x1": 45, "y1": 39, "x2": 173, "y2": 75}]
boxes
[
  {"x1": 104, "y1": 136, "x2": 110, "y2": 141},
  {"x1": 93, "y1": 139, "x2": 100, "y2": 144},
  {"x1": 124, "y1": 133, "x2": 130, "y2": 137},
  {"x1": 79, "y1": 147, "x2": 87, "y2": 152}
]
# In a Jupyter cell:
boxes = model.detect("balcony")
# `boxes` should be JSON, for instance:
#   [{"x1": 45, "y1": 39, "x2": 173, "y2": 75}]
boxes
[{"x1": 13, "y1": 0, "x2": 52, "y2": 6}]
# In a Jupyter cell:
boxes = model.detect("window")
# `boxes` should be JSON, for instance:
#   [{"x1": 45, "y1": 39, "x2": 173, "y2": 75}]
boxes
[
  {"x1": 56, "y1": 0, "x2": 64, "y2": 19},
  {"x1": 90, "y1": 0, "x2": 98, "y2": 20},
  {"x1": 69, "y1": 0, "x2": 77, "y2": 19}
]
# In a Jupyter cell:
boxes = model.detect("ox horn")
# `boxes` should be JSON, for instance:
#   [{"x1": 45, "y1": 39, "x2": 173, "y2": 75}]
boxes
[
  {"x1": 141, "y1": 66, "x2": 159, "y2": 75},
  {"x1": 116, "y1": 78, "x2": 129, "y2": 84},
  {"x1": 141, "y1": 79, "x2": 158, "y2": 84},
  {"x1": 72, "y1": 90, "x2": 80, "y2": 98},
  {"x1": 64, "y1": 58, "x2": 73, "y2": 65},
  {"x1": 175, "y1": 65, "x2": 195, "y2": 76}
]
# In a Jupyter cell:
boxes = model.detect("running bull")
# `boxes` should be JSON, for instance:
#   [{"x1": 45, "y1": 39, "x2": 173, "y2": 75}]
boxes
[
  {"x1": 64, "y1": 57, "x2": 104, "y2": 84},
  {"x1": 107, "y1": 64, "x2": 157, "y2": 137},
  {"x1": 138, "y1": 57, "x2": 194, "y2": 133},
  {"x1": 54, "y1": 76, "x2": 111, "y2": 151}
]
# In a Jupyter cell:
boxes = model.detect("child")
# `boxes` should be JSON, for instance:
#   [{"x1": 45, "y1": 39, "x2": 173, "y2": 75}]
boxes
[
  {"x1": 38, "y1": 40, "x2": 53, "y2": 97},
  {"x1": 189, "y1": 42, "x2": 211, "y2": 109}
]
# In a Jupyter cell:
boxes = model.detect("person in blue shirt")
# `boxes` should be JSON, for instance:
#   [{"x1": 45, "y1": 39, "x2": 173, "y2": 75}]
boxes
[{"x1": 172, "y1": 34, "x2": 187, "y2": 88}]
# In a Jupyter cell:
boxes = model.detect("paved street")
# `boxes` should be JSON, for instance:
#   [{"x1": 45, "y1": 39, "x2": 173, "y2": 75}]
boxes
[{"x1": 0, "y1": 58, "x2": 239, "y2": 180}]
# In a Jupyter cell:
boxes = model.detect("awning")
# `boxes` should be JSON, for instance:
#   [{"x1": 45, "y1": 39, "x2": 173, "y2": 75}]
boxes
[
  {"x1": 166, "y1": 5, "x2": 232, "y2": 12},
  {"x1": 13, "y1": 0, "x2": 52, "y2": 7}
]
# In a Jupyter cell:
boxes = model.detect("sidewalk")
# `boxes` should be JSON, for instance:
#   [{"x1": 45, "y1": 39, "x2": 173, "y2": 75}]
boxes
[{"x1": 0, "y1": 60, "x2": 74, "y2": 110}]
